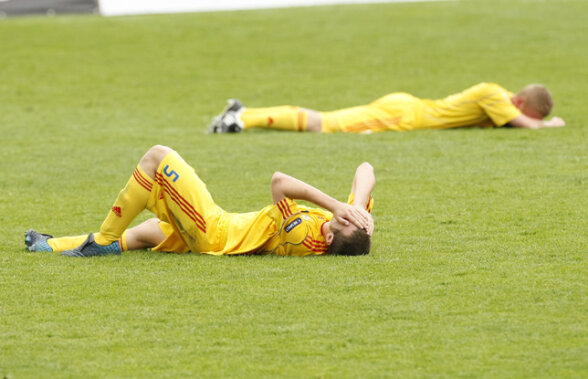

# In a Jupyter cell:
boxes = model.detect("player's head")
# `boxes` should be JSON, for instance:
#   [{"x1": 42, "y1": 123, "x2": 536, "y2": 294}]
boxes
[
  {"x1": 327, "y1": 226, "x2": 371, "y2": 256},
  {"x1": 512, "y1": 84, "x2": 554, "y2": 119}
]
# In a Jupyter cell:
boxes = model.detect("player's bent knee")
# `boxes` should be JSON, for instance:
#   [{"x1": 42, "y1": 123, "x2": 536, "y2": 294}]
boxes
[{"x1": 140, "y1": 145, "x2": 173, "y2": 178}]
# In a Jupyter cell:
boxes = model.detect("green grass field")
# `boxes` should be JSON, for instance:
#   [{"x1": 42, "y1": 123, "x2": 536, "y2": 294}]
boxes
[{"x1": 1, "y1": 0, "x2": 587, "y2": 377}]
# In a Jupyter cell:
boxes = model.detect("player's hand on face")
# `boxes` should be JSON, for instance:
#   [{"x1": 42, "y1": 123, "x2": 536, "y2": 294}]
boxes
[
  {"x1": 334, "y1": 202, "x2": 372, "y2": 234},
  {"x1": 352, "y1": 204, "x2": 373, "y2": 235},
  {"x1": 361, "y1": 209, "x2": 374, "y2": 236}
]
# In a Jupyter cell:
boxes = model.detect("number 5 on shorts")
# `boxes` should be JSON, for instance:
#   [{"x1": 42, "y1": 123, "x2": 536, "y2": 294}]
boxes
[{"x1": 163, "y1": 165, "x2": 180, "y2": 182}]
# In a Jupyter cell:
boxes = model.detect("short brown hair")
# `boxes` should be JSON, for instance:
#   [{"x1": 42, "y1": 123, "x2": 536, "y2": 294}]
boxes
[
  {"x1": 517, "y1": 84, "x2": 554, "y2": 118},
  {"x1": 327, "y1": 228, "x2": 371, "y2": 256}
]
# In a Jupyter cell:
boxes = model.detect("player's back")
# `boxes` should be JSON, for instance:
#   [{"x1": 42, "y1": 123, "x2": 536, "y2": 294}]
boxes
[{"x1": 418, "y1": 82, "x2": 516, "y2": 129}]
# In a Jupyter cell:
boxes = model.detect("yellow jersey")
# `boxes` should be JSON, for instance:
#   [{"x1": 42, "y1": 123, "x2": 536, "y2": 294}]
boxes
[
  {"x1": 418, "y1": 82, "x2": 522, "y2": 129},
  {"x1": 153, "y1": 196, "x2": 372, "y2": 257},
  {"x1": 148, "y1": 153, "x2": 374, "y2": 257},
  {"x1": 321, "y1": 82, "x2": 522, "y2": 133}
]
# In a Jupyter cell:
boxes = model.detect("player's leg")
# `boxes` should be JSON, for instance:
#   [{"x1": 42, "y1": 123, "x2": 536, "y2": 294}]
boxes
[
  {"x1": 61, "y1": 145, "x2": 170, "y2": 257},
  {"x1": 320, "y1": 103, "x2": 402, "y2": 133},
  {"x1": 150, "y1": 150, "x2": 222, "y2": 253},
  {"x1": 24, "y1": 230, "x2": 88, "y2": 253},
  {"x1": 24, "y1": 225, "x2": 161, "y2": 253},
  {"x1": 209, "y1": 99, "x2": 321, "y2": 133},
  {"x1": 317, "y1": 93, "x2": 418, "y2": 133},
  {"x1": 93, "y1": 145, "x2": 168, "y2": 245},
  {"x1": 304, "y1": 109, "x2": 322, "y2": 132},
  {"x1": 124, "y1": 218, "x2": 166, "y2": 250},
  {"x1": 240, "y1": 106, "x2": 315, "y2": 132}
]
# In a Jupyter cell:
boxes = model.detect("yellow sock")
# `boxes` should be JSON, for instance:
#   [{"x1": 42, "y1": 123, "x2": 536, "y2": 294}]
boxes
[
  {"x1": 94, "y1": 165, "x2": 154, "y2": 245},
  {"x1": 241, "y1": 106, "x2": 307, "y2": 131},
  {"x1": 47, "y1": 235, "x2": 89, "y2": 252},
  {"x1": 48, "y1": 232, "x2": 129, "y2": 253}
]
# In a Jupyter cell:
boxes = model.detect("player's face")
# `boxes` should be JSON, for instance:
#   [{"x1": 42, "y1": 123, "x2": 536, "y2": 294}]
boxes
[
  {"x1": 325, "y1": 219, "x2": 363, "y2": 248},
  {"x1": 330, "y1": 218, "x2": 359, "y2": 236}
]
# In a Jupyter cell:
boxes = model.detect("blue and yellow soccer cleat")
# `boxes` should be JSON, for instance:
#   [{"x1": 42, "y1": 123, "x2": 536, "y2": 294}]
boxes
[
  {"x1": 24, "y1": 229, "x2": 53, "y2": 252},
  {"x1": 61, "y1": 234, "x2": 121, "y2": 257},
  {"x1": 207, "y1": 99, "x2": 245, "y2": 133}
]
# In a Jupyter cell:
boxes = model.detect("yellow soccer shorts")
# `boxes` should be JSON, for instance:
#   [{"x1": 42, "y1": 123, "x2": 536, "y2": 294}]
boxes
[
  {"x1": 146, "y1": 151, "x2": 224, "y2": 254},
  {"x1": 320, "y1": 93, "x2": 419, "y2": 133}
]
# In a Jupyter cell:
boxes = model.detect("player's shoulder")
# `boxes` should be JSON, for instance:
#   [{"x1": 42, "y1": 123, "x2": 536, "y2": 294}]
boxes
[
  {"x1": 281, "y1": 211, "x2": 325, "y2": 241},
  {"x1": 462, "y1": 83, "x2": 512, "y2": 103},
  {"x1": 470, "y1": 82, "x2": 508, "y2": 92}
]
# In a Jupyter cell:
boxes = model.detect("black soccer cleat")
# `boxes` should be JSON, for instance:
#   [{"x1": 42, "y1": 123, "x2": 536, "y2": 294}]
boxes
[
  {"x1": 207, "y1": 99, "x2": 245, "y2": 133},
  {"x1": 61, "y1": 234, "x2": 121, "y2": 257}
]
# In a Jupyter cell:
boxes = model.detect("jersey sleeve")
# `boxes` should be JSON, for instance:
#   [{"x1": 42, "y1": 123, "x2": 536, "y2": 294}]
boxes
[
  {"x1": 477, "y1": 83, "x2": 522, "y2": 127},
  {"x1": 346, "y1": 193, "x2": 374, "y2": 213},
  {"x1": 274, "y1": 197, "x2": 300, "y2": 220}
]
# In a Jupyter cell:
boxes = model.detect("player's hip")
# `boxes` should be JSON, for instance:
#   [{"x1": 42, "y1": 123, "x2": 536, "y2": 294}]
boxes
[{"x1": 320, "y1": 94, "x2": 419, "y2": 133}]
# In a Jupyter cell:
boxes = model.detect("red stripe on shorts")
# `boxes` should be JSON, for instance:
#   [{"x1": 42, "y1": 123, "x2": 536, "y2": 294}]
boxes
[{"x1": 155, "y1": 173, "x2": 206, "y2": 233}]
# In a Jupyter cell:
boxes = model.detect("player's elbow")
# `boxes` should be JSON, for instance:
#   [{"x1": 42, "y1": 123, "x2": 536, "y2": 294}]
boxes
[
  {"x1": 271, "y1": 171, "x2": 290, "y2": 192},
  {"x1": 358, "y1": 162, "x2": 375, "y2": 181},
  {"x1": 359, "y1": 162, "x2": 374, "y2": 173},
  {"x1": 271, "y1": 172, "x2": 288, "y2": 203},
  {"x1": 271, "y1": 171, "x2": 287, "y2": 186}
]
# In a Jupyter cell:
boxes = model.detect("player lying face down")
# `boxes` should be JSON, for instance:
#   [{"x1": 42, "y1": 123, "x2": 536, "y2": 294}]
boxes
[{"x1": 208, "y1": 83, "x2": 565, "y2": 134}]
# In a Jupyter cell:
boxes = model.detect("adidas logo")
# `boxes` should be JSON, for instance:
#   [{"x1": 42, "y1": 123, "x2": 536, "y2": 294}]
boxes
[{"x1": 112, "y1": 206, "x2": 122, "y2": 217}]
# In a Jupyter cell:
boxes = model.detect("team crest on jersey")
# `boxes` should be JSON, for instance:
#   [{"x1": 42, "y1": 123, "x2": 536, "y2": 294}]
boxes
[{"x1": 285, "y1": 217, "x2": 302, "y2": 233}]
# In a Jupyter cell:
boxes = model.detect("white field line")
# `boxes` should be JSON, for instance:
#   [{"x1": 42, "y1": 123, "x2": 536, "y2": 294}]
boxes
[{"x1": 99, "y1": 0, "x2": 456, "y2": 17}]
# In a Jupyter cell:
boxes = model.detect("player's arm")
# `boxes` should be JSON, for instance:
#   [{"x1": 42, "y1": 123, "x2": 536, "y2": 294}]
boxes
[
  {"x1": 509, "y1": 114, "x2": 566, "y2": 129},
  {"x1": 271, "y1": 172, "x2": 371, "y2": 231},
  {"x1": 351, "y1": 162, "x2": 376, "y2": 209},
  {"x1": 350, "y1": 162, "x2": 375, "y2": 235}
]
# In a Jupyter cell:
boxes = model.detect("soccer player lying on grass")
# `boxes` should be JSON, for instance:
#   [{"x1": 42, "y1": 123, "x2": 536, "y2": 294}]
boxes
[
  {"x1": 25, "y1": 146, "x2": 375, "y2": 257},
  {"x1": 208, "y1": 83, "x2": 566, "y2": 134}
]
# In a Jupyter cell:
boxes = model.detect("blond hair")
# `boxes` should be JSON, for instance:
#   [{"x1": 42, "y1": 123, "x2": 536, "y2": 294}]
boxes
[{"x1": 516, "y1": 84, "x2": 554, "y2": 118}]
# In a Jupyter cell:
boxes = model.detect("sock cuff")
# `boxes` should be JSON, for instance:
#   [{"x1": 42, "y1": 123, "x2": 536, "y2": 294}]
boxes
[
  {"x1": 297, "y1": 109, "x2": 308, "y2": 132},
  {"x1": 119, "y1": 230, "x2": 128, "y2": 252}
]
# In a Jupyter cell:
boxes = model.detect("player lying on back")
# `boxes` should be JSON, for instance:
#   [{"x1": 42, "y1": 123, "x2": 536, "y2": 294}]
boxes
[
  {"x1": 25, "y1": 146, "x2": 375, "y2": 257},
  {"x1": 208, "y1": 83, "x2": 565, "y2": 134}
]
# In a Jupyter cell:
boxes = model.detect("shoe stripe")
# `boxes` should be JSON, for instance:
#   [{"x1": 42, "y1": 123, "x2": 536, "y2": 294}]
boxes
[
  {"x1": 155, "y1": 173, "x2": 206, "y2": 233},
  {"x1": 133, "y1": 168, "x2": 153, "y2": 192}
]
